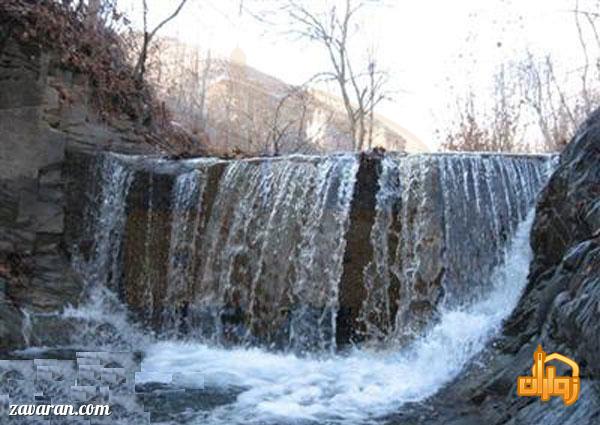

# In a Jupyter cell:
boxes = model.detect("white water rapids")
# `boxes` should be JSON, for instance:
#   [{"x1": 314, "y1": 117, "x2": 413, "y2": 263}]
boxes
[{"x1": 134, "y1": 210, "x2": 535, "y2": 424}]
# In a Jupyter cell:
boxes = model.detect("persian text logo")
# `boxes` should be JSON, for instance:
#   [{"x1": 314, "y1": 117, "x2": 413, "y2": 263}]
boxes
[{"x1": 517, "y1": 344, "x2": 580, "y2": 406}]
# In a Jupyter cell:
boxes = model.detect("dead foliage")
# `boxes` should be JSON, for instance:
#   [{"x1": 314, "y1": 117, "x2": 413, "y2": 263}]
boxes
[{"x1": 0, "y1": 0, "x2": 202, "y2": 155}]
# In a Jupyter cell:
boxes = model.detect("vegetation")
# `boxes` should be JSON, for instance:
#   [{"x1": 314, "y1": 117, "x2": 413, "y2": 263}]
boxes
[
  {"x1": 2, "y1": 0, "x2": 598, "y2": 155},
  {"x1": 0, "y1": 0, "x2": 198, "y2": 154},
  {"x1": 278, "y1": 0, "x2": 391, "y2": 151},
  {"x1": 442, "y1": 1, "x2": 600, "y2": 153}
]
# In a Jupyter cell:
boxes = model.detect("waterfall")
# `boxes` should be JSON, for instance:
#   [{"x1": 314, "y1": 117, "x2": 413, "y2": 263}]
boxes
[
  {"x1": 138, "y1": 210, "x2": 537, "y2": 425},
  {"x1": 103, "y1": 155, "x2": 359, "y2": 351},
  {"x1": 162, "y1": 170, "x2": 207, "y2": 335},
  {"x1": 71, "y1": 152, "x2": 553, "y2": 352},
  {"x1": 49, "y1": 150, "x2": 558, "y2": 424},
  {"x1": 62, "y1": 153, "x2": 144, "y2": 351},
  {"x1": 186, "y1": 155, "x2": 359, "y2": 351},
  {"x1": 358, "y1": 154, "x2": 551, "y2": 343},
  {"x1": 433, "y1": 155, "x2": 547, "y2": 298},
  {"x1": 73, "y1": 153, "x2": 133, "y2": 291}
]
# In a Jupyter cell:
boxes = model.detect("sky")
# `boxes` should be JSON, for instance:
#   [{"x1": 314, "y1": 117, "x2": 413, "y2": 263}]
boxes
[{"x1": 119, "y1": 0, "x2": 592, "y2": 150}]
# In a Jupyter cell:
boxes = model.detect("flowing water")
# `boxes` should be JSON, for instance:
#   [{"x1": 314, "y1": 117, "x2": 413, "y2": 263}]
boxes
[
  {"x1": 2, "y1": 151, "x2": 556, "y2": 424},
  {"x1": 137, "y1": 211, "x2": 535, "y2": 424},
  {"x1": 186, "y1": 156, "x2": 358, "y2": 351},
  {"x1": 72, "y1": 153, "x2": 134, "y2": 290},
  {"x1": 357, "y1": 154, "x2": 548, "y2": 342}
]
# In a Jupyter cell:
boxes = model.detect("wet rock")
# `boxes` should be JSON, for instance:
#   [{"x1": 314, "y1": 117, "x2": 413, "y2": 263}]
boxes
[
  {"x1": 502, "y1": 109, "x2": 600, "y2": 372},
  {"x1": 17, "y1": 195, "x2": 64, "y2": 234},
  {"x1": 542, "y1": 239, "x2": 600, "y2": 379},
  {"x1": 7, "y1": 254, "x2": 83, "y2": 312},
  {"x1": 122, "y1": 169, "x2": 176, "y2": 326},
  {"x1": 0, "y1": 292, "x2": 25, "y2": 350},
  {"x1": 136, "y1": 383, "x2": 242, "y2": 422},
  {"x1": 336, "y1": 152, "x2": 381, "y2": 345},
  {"x1": 0, "y1": 32, "x2": 159, "y2": 353}
]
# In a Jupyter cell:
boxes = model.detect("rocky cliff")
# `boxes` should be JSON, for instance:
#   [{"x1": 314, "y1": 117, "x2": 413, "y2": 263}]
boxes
[{"x1": 0, "y1": 35, "x2": 152, "y2": 352}]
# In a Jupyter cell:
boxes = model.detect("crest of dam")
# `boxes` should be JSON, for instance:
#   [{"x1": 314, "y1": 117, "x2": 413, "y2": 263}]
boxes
[{"x1": 66, "y1": 150, "x2": 556, "y2": 353}]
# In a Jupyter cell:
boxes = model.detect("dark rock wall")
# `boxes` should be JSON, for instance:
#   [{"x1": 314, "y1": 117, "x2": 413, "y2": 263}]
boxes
[
  {"x1": 502, "y1": 110, "x2": 599, "y2": 370},
  {"x1": 336, "y1": 153, "x2": 382, "y2": 345},
  {"x1": 0, "y1": 39, "x2": 72, "y2": 350},
  {"x1": 123, "y1": 170, "x2": 176, "y2": 326},
  {"x1": 488, "y1": 112, "x2": 600, "y2": 423},
  {"x1": 0, "y1": 36, "x2": 152, "y2": 351}
]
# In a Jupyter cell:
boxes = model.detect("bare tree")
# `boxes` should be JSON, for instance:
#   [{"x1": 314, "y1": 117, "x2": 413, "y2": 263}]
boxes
[
  {"x1": 81, "y1": 0, "x2": 124, "y2": 30},
  {"x1": 278, "y1": 0, "x2": 390, "y2": 151},
  {"x1": 518, "y1": 52, "x2": 592, "y2": 152},
  {"x1": 267, "y1": 88, "x2": 305, "y2": 155},
  {"x1": 134, "y1": 0, "x2": 189, "y2": 83},
  {"x1": 442, "y1": 64, "x2": 522, "y2": 152},
  {"x1": 366, "y1": 47, "x2": 387, "y2": 149},
  {"x1": 147, "y1": 39, "x2": 217, "y2": 138},
  {"x1": 265, "y1": 85, "x2": 334, "y2": 155},
  {"x1": 572, "y1": 0, "x2": 600, "y2": 113},
  {"x1": 442, "y1": 92, "x2": 489, "y2": 152},
  {"x1": 490, "y1": 64, "x2": 523, "y2": 151},
  {"x1": 511, "y1": 0, "x2": 600, "y2": 152},
  {"x1": 575, "y1": 0, "x2": 593, "y2": 112},
  {"x1": 198, "y1": 49, "x2": 212, "y2": 133}
]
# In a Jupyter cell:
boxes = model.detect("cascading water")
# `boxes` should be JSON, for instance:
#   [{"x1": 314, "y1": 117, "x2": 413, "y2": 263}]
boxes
[
  {"x1": 184, "y1": 155, "x2": 358, "y2": 351},
  {"x1": 64, "y1": 153, "x2": 146, "y2": 351},
  {"x1": 138, "y1": 210, "x2": 537, "y2": 424},
  {"x1": 74, "y1": 152, "x2": 552, "y2": 353},
  {"x1": 73, "y1": 153, "x2": 134, "y2": 290},
  {"x1": 106, "y1": 155, "x2": 358, "y2": 351},
  {"x1": 356, "y1": 154, "x2": 549, "y2": 343},
  {"x1": 436, "y1": 154, "x2": 545, "y2": 294},
  {"x1": 14, "y1": 150, "x2": 556, "y2": 424},
  {"x1": 162, "y1": 169, "x2": 207, "y2": 335}
]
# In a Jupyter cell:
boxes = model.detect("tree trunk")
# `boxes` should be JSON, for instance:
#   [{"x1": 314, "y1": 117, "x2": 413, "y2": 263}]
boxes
[
  {"x1": 356, "y1": 116, "x2": 366, "y2": 151},
  {"x1": 135, "y1": 32, "x2": 149, "y2": 84},
  {"x1": 86, "y1": 0, "x2": 102, "y2": 30},
  {"x1": 198, "y1": 50, "x2": 212, "y2": 132}
]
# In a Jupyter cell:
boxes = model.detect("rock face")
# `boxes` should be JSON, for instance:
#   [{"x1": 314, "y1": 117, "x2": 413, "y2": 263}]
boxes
[
  {"x1": 0, "y1": 35, "x2": 152, "y2": 352},
  {"x1": 503, "y1": 109, "x2": 600, "y2": 375},
  {"x1": 389, "y1": 110, "x2": 599, "y2": 424},
  {"x1": 0, "y1": 38, "x2": 73, "y2": 349},
  {"x1": 336, "y1": 152, "x2": 382, "y2": 346}
]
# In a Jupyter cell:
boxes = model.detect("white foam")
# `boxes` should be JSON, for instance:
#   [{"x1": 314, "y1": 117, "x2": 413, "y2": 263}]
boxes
[{"x1": 138, "y1": 210, "x2": 535, "y2": 424}]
